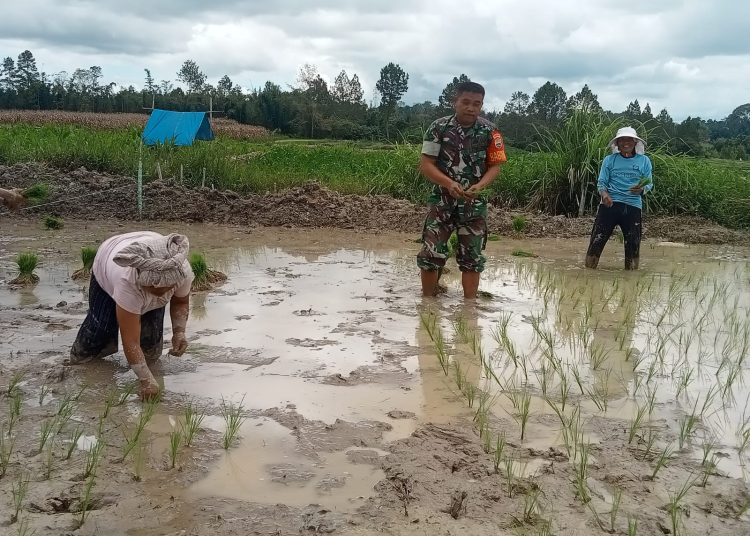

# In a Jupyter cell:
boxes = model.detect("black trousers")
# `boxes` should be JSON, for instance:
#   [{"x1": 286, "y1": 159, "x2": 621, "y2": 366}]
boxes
[
  {"x1": 70, "y1": 274, "x2": 165, "y2": 363},
  {"x1": 586, "y1": 202, "x2": 642, "y2": 263}
]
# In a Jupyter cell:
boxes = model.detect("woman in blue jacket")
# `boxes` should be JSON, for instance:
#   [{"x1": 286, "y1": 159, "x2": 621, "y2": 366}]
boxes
[{"x1": 585, "y1": 127, "x2": 653, "y2": 270}]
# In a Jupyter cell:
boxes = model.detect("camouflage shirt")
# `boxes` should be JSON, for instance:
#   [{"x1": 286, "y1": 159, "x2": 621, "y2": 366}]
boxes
[{"x1": 421, "y1": 115, "x2": 507, "y2": 195}]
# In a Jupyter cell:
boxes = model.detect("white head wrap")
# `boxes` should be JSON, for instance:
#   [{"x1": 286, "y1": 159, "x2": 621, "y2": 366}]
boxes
[
  {"x1": 608, "y1": 126, "x2": 646, "y2": 155},
  {"x1": 113, "y1": 233, "x2": 190, "y2": 288}
]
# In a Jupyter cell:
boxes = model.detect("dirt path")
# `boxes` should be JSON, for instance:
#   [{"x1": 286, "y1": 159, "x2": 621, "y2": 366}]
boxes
[{"x1": 1, "y1": 162, "x2": 748, "y2": 245}]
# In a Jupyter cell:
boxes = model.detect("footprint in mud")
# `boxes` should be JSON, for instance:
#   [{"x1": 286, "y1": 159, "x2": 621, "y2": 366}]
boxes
[
  {"x1": 293, "y1": 308, "x2": 324, "y2": 316},
  {"x1": 267, "y1": 463, "x2": 316, "y2": 484},
  {"x1": 285, "y1": 337, "x2": 339, "y2": 349},
  {"x1": 45, "y1": 322, "x2": 72, "y2": 331}
]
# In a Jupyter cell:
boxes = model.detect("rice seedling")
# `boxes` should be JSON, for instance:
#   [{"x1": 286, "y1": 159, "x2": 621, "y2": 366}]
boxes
[
  {"x1": 650, "y1": 442, "x2": 675, "y2": 480},
  {"x1": 190, "y1": 252, "x2": 228, "y2": 291},
  {"x1": 512, "y1": 388, "x2": 532, "y2": 441},
  {"x1": 221, "y1": 395, "x2": 246, "y2": 449},
  {"x1": 667, "y1": 474, "x2": 697, "y2": 536},
  {"x1": 0, "y1": 423, "x2": 16, "y2": 477},
  {"x1": 627, "y1": 517, "x2": 638, "y2": 536},
  {"x1": 675, "y1": 367, "x2": 695, "y2": 398},
  {"x1": 65, "y1": 426, "x2": 84, "y2": 460},
  {"x1": 512, "y1": 215, "x2": 528, "y2": 233},
  {"x1": 42, "y1": 439, "x2": 56, "y2": 480},
  {"x1": 84, "y1": 437, "x2": 105, "y2": 479},
  {"x1": 181, "y1": 400, "x2": 206, "y2": 447},
  {"x1": 492, "y1": 432, "x2": 506, "y2": 474},
  {"x1": 504, "y1": 457, "x2": 515, "y2": 498},
  {"x1": 6, "y1": 371, "x2": 24, "y2": 397},
  {"x1": 522, "y1": 484, "x2": 543, "y2": 523},
  {"x1": 168, "y1": 429, "x2": 182, "y2": 469},
  {"x1": 570, "y1": 363, "x2": 585, "y2": 395},
  {"x1": 677, "y1": 410, "x2": 699, "y2": 450},
  {"x1": 122, "y1": 397, "x2": 158, "y2": 460},
  {"x1": 38, "y1": 417, "x2": 58, "y2": 453},
  {"x1": 699, "y1": 453, "x2": 718, "y2": 487},
  {"x1": 76, "y1": 472, "x2": 96, "y2": 528},
  {"x1": 10, "y1": 252, "x2": 39, "y2": 285},
  {"x1": 610, "y1": 486, "x2": 623, "y2": 533},
  {"x1": 463, "y1": 382, "x2": 477, "y2": 408},
  {"x1": 43, "y1": 215, "x2": 64, "y2": 230},
  {"x1": 10, "y1": 472, "x2": 29, "y2": 523},
  {"x1": 71, "y1": 246, "x2": 98, "y2": 281},
  {"x1": 588, "y1": 343, "x2": 609, "y2": 371},
  {"x1": 628, "y1": 404, "x2": 648, "y2": 444},
  {"x1": 588, "y1": 372, "x2": 610, "y2": 413},
  {"x1": 453, "y1": 360, "x2": 467, "y2": 393},
  {"x1": 131, "y1": 435, "x2": 146, "y2": 482},
  {"x1": 535, "y1": 364, "x2": 554, "y2": 398},
  {"x1": 8, "y1": 390, "x2": 23, "y2": 434},
  {"x1": 574, "y1": 442, "x2": 591, "y2": 503}
]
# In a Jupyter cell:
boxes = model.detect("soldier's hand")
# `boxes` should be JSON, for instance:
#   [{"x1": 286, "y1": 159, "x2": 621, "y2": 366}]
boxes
[
  {"x1": 447, "y1": 182, "x2": 465, "y2": 199},
  {"x1": 464, "y1": 184, "x2": 483, "y2": 199}
]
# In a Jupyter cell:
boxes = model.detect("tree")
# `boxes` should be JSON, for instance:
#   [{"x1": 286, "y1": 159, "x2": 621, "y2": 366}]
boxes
[
  {"x1": 13, "y1": 50, "x2": 39, "y2": 92},
  {"x1": 503, "y1": 91, "x2": 530, "y2": 115},
  {"x1": 217, "y1": 75, "x2": 234, "y2": 97},
  {"x1": 726, "y1": 103, "x2": 750, "y2": 137},
  {"x1": 642, "y1": 103, "x2": 653, "y2": 119},
  {"x1": 529, "y1": 81, "x2": 567, "y2": 123},
  {"x1": 176, "y1": 60, "x2": 206, "y2": 93},
  {"x1": 331, "y1": 70, "x2": 364, "y2": 104},
  {"x1": 438, "y1": 74, "x2": 470, "y2": 109},
  {"x1": 375, "y1": 62, "x2": 409, "y2": 109},
  {"x1": 0, "y1": 57, "x2": 15, "y2": 91},
  {"x1": 625, "y1": 99, "x2": 642, "y2": 120},
  {"x1": 376, "y1": 62, "x2": 409, "y2": 138},
  {"x1": 566, "y1": 84, "x2": 602, "y2": 114},
  {"x1": 143, "y1": 69, "x2": 156, "y2": 94}
]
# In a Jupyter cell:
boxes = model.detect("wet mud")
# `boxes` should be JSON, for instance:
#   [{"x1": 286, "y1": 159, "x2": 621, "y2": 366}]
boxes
[{"x1": 0, "y1": 221, "x2": 749, "y2": 535}]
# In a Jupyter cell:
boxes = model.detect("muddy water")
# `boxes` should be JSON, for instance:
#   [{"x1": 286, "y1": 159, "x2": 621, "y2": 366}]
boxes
[{"x1": 2, "y1": 221, "x2": 749, "y2": 514}]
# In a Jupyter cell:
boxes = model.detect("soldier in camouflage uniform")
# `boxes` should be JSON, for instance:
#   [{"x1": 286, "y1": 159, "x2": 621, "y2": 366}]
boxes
[{"x1": 417, "y1": 81, "x2": 507, "y2": 298}]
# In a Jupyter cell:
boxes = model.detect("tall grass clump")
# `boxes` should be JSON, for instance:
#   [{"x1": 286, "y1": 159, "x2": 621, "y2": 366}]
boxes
[
  {"x1": 189, "y1": 252, "x2": 227, "y2": 292},
  {"x1": 72, "y1": 246, "x2": 98, "y2": 281},
  {"x1": 532, "y1": 109, "x2": 620, "y2": 216},
  {"x1": 10, "y1": 252, "x2": 39, "y2": 285}
]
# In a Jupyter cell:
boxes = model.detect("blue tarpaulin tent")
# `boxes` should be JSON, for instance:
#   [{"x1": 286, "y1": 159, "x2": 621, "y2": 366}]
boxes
[{"x1": 142, "y1": 109, "x2": 215, "y2": 146}]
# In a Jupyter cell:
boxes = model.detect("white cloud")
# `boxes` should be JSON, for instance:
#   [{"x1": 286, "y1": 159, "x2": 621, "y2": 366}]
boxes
[{"x1": 0, "y1": 0, "x2": 747, "y2": 119}]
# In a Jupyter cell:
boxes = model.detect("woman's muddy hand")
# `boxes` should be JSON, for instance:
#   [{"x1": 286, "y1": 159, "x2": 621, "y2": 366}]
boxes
[
  {"x1": 169, "y1": 332, "x2": 188, "y2": 356},
  {"x1": 139, "y1": 378, "x2": 160, "y2": 401}
]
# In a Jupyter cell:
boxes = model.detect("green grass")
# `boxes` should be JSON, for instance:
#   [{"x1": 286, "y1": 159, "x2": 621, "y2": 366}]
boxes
[
  {"x1": 43, "y1": 215, "x2": 64, "y2": 229},
  {"x1": 1, "y1": 123, "x2": 749, "y2": 228}
]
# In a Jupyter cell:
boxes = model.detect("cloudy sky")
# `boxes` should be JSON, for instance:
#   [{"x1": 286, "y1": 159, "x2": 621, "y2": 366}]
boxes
[{"x1": 1, "y1": 0, "x2": 747, "y2": 120}]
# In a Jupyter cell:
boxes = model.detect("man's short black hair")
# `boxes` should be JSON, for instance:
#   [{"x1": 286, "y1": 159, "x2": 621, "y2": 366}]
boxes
[{"x1": 455, "y1": 81, "x2": 485, "y2": 98}]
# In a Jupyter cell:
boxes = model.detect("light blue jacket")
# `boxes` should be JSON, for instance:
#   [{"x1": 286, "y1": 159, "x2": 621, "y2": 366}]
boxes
[{"x1": 597, "y1": 153, "x2": 653, "y2": 209}]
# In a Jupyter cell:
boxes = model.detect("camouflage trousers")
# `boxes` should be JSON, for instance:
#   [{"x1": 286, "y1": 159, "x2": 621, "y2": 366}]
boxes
[{"x1": 417, "y1": 197, "x2": 488, "y2": 273}]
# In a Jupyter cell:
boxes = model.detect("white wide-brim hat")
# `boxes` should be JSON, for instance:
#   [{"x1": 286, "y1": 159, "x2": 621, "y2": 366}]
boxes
[{"x1": 609, "y1": 126, "x2": 646, "y2": 154}]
